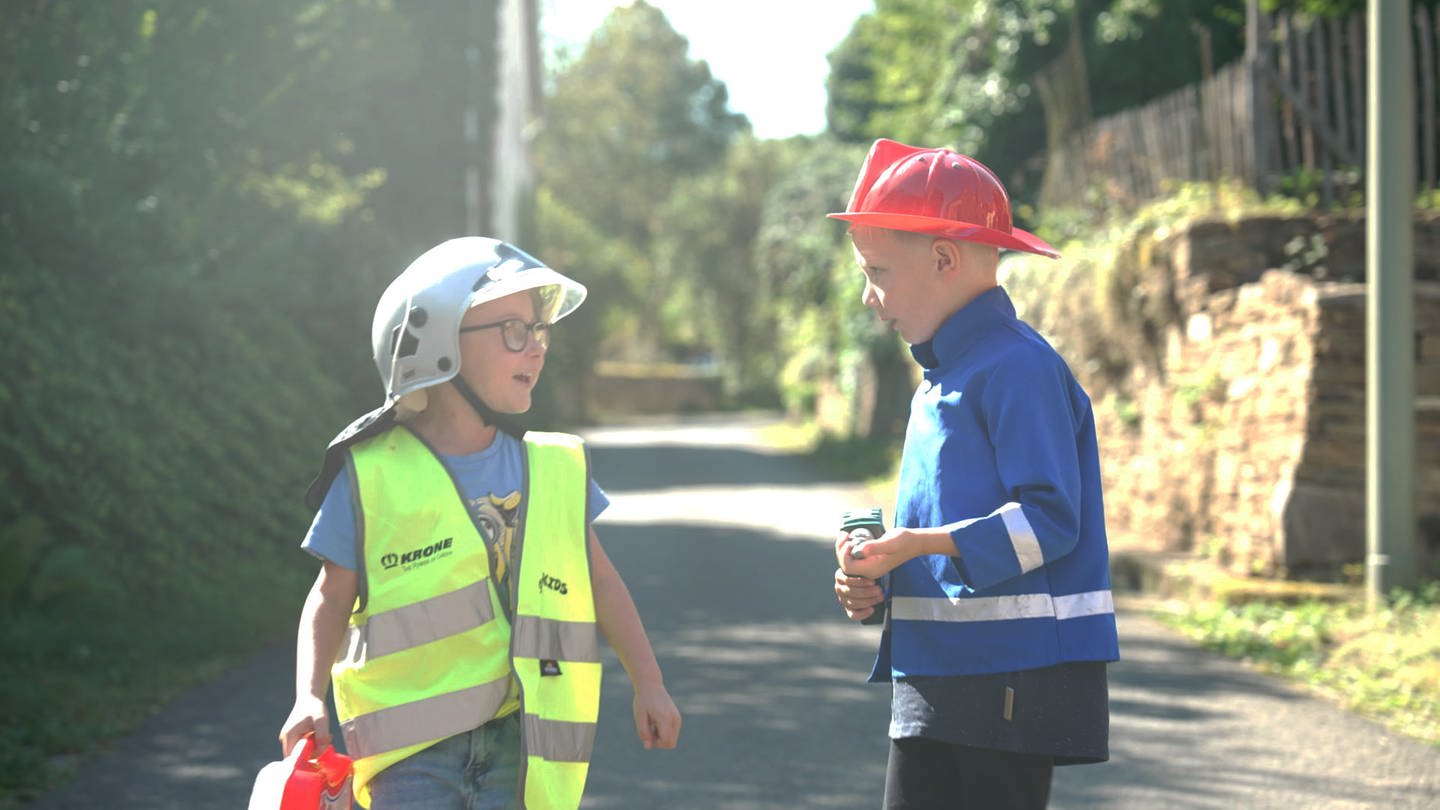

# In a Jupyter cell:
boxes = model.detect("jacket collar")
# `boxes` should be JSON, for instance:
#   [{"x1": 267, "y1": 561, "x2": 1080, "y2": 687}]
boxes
[{"x1": 909, "y1": 286, "x2": 1015, "y2": 370}]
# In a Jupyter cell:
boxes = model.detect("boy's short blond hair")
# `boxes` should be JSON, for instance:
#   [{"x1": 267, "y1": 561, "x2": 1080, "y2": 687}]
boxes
[{"x1": 859, "y1": 226, "x2": 1001, "y2": 269}]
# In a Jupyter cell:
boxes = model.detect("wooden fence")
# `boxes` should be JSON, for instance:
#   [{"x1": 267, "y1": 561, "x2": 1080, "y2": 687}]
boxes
[{"x1": 1038, "y1": 6, "x2": 1440, "y2": 211}]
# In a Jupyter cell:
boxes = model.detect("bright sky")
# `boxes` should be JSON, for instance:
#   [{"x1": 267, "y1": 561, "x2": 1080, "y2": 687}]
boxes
[{"x1": 539, "y1": 0, "x2": 876, "y2": 140}]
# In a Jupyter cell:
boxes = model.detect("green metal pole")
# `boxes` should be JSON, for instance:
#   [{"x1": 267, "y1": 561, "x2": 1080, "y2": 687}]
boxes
[{"x1": 1366, "y1": 0, "x2": 1418, "y2": 609}]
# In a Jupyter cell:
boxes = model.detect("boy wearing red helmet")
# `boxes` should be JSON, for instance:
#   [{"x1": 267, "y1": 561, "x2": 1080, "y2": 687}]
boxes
[{"x1": 829, "y1": 140, "x2": 1118, "y2": 809}]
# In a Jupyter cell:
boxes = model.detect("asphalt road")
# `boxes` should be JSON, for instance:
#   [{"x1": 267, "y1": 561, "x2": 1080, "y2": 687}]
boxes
[{"x1": 29, "y1": 414, "x2": 1440, "y2": 809}]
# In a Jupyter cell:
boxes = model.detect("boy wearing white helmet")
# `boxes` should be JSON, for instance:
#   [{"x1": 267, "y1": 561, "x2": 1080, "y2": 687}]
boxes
[
  {"x1": 279, "y1": 237, "x2": 680, "y2": 809},
  {"x1": 828, "y1": 140, "x2": 1118, "y2": 809}
]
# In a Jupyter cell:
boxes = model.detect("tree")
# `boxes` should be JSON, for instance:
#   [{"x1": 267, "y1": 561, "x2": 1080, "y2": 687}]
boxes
[
  {"x1": 529, "y1": 187, "x2": 647, "y2": 422},
  {"x1": 747, "y1": 136, "x2": 914, "y2": 436},
  {"x1": 650, "y1": 136, "x2": 781, "y2": 398},
  {"x1": 823, "y1": 0, "x2": 1251, "y2": 205},
  {"x1": 534, "y1": 0, "x2": 748, "y2": 358},
  {"x1": 825, "y1": 0, "x2": 1063, "y2": 154},
  {"x1": 536, "y1": 1, "x2": 747, "y2": 245}
]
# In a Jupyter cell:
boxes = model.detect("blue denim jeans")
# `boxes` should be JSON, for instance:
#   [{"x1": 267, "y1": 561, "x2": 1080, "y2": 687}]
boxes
[{"x1": 365, "y1": 713, "x2": 522, "y2": 810}]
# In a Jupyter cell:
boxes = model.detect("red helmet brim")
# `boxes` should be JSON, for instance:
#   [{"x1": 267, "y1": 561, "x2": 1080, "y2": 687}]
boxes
[{"x1": 827, "y1": 212, "x2": 1060, "y2": 259}]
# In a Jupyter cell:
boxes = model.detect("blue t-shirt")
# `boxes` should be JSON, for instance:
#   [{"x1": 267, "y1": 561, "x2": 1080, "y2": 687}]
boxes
[{"x1": 302, "y1": 430, "x2": 609, "y2": 574}]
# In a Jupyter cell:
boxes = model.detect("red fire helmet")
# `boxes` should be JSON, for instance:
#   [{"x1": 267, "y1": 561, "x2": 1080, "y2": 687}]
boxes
[{"x1": 828, "y1": 138, "x2": 1060, "y2": 259}]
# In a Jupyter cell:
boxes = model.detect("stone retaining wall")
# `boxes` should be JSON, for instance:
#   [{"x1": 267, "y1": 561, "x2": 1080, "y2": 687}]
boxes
[{"x1": 1097, "y1": 214, "x2": 1440, "y2": 578}]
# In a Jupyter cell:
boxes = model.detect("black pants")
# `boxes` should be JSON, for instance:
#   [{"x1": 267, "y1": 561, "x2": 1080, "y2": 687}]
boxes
[{"x1": 883, "y1": 737, "x2": 1054, "y2": 809}]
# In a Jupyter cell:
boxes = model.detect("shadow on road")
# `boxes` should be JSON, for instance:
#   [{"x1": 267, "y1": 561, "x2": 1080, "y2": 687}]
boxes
[
  {"x1": 583, "y1": 519, "x2": 891, "y2": 810},
  {"x1": 1051, "y1": 610, "x2": 1440, "y2": 809}
]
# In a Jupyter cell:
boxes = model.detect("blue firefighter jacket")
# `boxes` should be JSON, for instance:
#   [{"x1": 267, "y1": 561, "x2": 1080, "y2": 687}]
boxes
[{"x1": 870, "y1": 286, "x2": 1120, "y2": 682}]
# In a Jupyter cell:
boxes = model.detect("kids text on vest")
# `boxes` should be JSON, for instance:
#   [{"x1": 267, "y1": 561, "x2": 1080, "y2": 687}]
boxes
[
  {"x1": 278, "y1": 237, "x2": 681, "y2": 809},
  {"x1": 827, "y1": 140, "x2": 1119, "y2": 810}
]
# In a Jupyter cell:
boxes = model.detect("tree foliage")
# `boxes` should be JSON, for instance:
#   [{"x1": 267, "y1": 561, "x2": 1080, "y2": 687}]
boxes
[
  {"x1": 651, "y1": 136, "x2": 782, "y2": 398},
  {"x1": 753, "y1": 137, "x2": 909, "y2": 431},
  {"x1": 531, "y1": 2, "x2": 921, "y2": 424},
  {"x1": 536, "y1": 1, "x2": 747, "y2": 249},
  {"x1": 1, "y1": 1, "x2": 505, "y2": 795},
  {"x1": 824, "y1": 0, "x2": 1250, "y2": 204},
  {"x1": 533, "y1": 0, "x2": 750, "y2": 370},
  {"x1": 529, "y1": 187, "x2": 648, "y2": 421}
]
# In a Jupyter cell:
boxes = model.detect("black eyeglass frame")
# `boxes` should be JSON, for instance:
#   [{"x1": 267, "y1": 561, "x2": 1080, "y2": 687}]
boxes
[{"x1": 458, "y1": 318, "x2": 551, "y2": 352}]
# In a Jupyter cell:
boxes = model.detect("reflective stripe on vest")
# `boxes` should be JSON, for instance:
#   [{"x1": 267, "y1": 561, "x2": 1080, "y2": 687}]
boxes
[
  {"x1": 335, "y1": 427, "x2": 516, "y2": 807},
  {"x1": 513, "y1": 431, "x2": 601, "y2": 810},
  {"x1": 511, "y1": 614, "x2": 601, "y2": 663},
  {"x1": 890, "y1": 589, "x2": 1115, "y2": 623},
  {"x1": 342, "y1": 676, "x2": 513, "y2": 760},
  {"x1": 342, "y1": 580, "x2": 497, "y2": 662}
]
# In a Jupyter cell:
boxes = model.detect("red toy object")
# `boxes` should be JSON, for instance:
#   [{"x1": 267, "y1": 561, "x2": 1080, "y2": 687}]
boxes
[{"x1": 248, "y1": 735, "x2": 353, "y2": 810}]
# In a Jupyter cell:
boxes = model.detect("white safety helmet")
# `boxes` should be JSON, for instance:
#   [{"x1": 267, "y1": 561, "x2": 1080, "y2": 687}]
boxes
[
  {"x1": 371, "y1": 236, "x2": 587, "y2": 411},
  {"x1": 305, "y1": 237, "x2": 586, "y2": 511}
]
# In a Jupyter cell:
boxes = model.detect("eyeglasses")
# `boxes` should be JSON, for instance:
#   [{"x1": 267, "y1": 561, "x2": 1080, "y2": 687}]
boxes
[{"x1": 459, "y1": 318, "x2": 551, "y2": 352}]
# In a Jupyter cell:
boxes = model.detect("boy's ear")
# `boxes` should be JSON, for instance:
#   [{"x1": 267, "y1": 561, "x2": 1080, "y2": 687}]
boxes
[{"x1": 932, "y1": 238, "x2": 962, "y2": 277}]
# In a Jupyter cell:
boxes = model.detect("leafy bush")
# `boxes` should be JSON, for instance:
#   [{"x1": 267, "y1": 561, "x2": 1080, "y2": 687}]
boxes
[{"x1": 0, "y1": 158, "x2": 386, "y2": 798}]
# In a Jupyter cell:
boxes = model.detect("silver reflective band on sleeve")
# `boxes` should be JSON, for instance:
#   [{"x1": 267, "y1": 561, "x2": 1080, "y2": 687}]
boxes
[
  {"x1": 522, "y1": 714, "x2": 597, "y2": 762},
  {"x1": 342, "y1": 675, "x2": 512, "y2": 760},
  {"x1": 890, "y1": 589, "x2": 1114, "y2": 623},
  {"x1": 341, "y1": 581, "x2": 496, "y2": 663},
  {"x1": 997, "y1": 502, "x2": 1043, "y2": 574},
  {"x1": 511, "y1": 615, "x2": 601, "y2": 663}
]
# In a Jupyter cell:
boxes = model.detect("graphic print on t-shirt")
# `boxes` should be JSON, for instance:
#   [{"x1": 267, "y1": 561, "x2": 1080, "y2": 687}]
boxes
[{"x1": 468, "y1": 489, "x2": 522, "y2": 583}]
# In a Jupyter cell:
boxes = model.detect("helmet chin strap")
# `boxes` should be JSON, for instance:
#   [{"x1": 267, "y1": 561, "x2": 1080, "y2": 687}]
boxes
[{"x1": 450, "y1": 376, "x2": 521, "y2": 437}]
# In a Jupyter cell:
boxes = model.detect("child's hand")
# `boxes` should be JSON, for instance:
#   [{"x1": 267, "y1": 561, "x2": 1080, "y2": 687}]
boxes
[
  {"x1": 833, "y1": 567, "x2": 885, "y2": 621},
  {"x1": 279, "y1": 696, "x2": 332, "y2": 756},
  {"x1": 632, "y1": 683, "x2": 681, "y2": 750},
  {"x1": 834, "y1": 530, "x2": 861, "y2": 572},
  {"x1": 837, "y1": 528, "x2": 910, "y2": 579}
]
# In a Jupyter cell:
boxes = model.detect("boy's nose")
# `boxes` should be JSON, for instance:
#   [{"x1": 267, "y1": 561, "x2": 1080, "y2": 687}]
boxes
[{"x1": 860, "y1": 279, "x2": 879, "y2": 309}]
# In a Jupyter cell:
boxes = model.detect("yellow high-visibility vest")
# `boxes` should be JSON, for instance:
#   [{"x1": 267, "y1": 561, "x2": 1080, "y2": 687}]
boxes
[{"x1": 333, "y1": 427, "x2": 600, "y2": 809}]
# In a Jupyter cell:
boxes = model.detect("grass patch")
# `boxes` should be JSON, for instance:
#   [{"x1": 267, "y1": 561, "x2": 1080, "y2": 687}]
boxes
[
  {"x1": 0, "y1": 573, "x2": 304, "y2": 806},
  {"x1": 0, "y1": 647, "x2": 248, "y2": 806},
  {"x1": 1153, "y1": 582, "x2": 1440, "y2": 747}
]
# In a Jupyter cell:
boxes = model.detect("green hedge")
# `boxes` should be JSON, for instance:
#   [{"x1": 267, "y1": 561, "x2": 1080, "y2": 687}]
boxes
[{"x1": 0, "y1": 161, "x2": 388, "y2": 797}]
